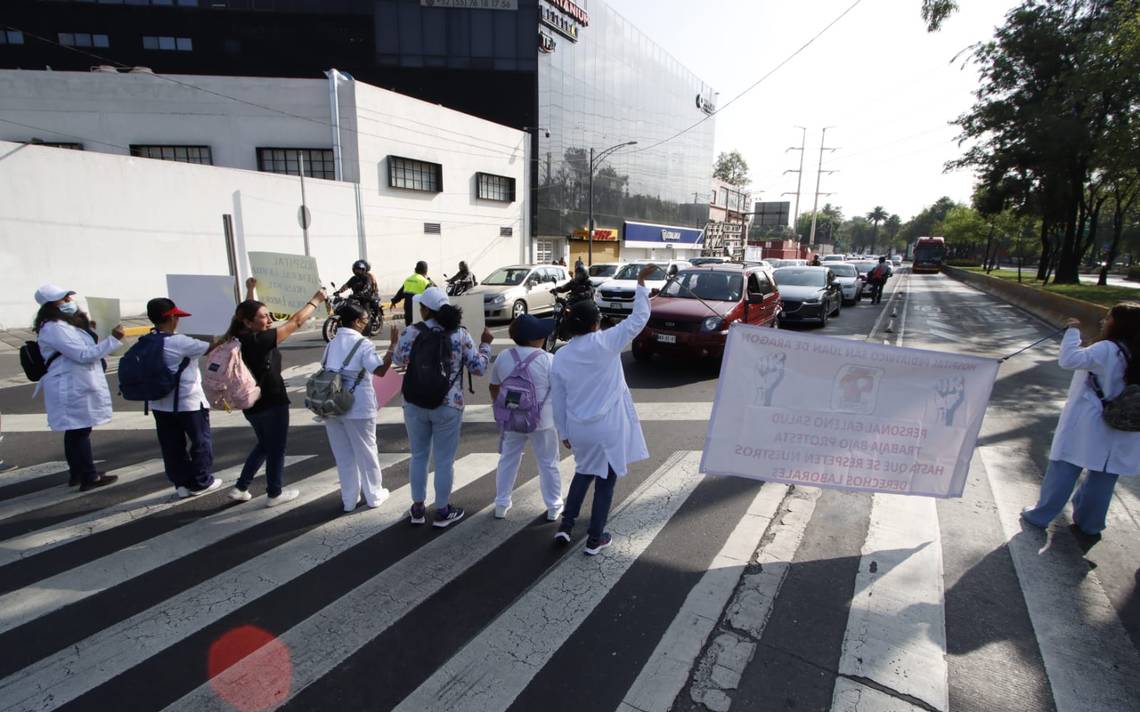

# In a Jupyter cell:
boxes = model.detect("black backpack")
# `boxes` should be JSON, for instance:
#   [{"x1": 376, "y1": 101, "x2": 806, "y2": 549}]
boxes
[
  {"x1": 118, "y1": 333, "x2": 190, "y2": 411},
  {"x1": 402, "y1": 324, "x2": 462, "y2": 409},
  {"x1": 19, "y1": 341, "x2": 59, "y2": 382}
]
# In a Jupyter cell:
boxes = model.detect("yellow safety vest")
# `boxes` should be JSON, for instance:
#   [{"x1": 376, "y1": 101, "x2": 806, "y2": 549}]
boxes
[{"x1": 403, "y1": 273, "x2": 430, "y2": 295}]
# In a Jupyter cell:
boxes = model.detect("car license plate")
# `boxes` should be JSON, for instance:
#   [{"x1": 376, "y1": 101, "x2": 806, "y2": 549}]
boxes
[{"x1": 656, "y1": 334, "x2": 677, "y2": 344}]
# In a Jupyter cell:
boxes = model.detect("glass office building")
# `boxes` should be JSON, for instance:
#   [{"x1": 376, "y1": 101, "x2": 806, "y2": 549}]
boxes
[{"x1": 4, "y1": 0, "x2": 715, "y2": 261}]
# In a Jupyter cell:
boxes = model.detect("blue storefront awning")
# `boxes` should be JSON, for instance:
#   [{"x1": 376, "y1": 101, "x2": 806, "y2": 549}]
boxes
[{"x1": 623, "y1": 220, "x2": 704, "y2": 249}]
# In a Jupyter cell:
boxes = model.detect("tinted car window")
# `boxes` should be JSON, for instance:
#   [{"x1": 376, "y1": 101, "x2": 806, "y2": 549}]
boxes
[
  {"x1": 589, "y1": 264, "x2": 619, "y2": 277},
  {"x1": 660, "y1": 271, "x2": 744, "y2": 301},
  {"x1": 616, "y1": 264, "x2": 667, "y2": 281},
  {"x1": 829, "y1": 264, "x2": 857, "y2": 277},
  {"x1": 774, "y1": 268, "x2": 827, "y2": 287},
  {"x1": 483, "y1": 268, "x2": 531, "y2": 285}
]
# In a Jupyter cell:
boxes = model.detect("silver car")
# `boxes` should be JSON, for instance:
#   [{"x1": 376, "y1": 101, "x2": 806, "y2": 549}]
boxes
[
  {"x1": 826, "y1": 262, "x2": 865, "y2": 304},
  {"x1": 467, "y1": 264, "x2": 570, "y2": 321}
]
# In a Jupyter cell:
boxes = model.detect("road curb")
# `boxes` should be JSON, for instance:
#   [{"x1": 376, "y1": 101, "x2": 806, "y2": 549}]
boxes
[{"x1": 942, "y1": 266, "x2": 1108, "y2": 333}]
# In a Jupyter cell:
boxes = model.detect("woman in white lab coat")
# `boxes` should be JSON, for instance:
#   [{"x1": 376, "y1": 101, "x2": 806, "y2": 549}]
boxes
[
  {"x1": 32, "y1": 284, "x2": 124, "y2": 491},
  {"x1": 550, "y1": 263, "x2": 657, "y2": 556},
  {"x1": 1021, "y1": 303, "x2": 1140, "y2": 536}
]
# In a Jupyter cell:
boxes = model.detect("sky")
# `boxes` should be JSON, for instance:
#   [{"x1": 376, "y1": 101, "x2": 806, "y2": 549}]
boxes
[{"x1": 606, "y1": 0, "x2": 1021, "y2": 223}]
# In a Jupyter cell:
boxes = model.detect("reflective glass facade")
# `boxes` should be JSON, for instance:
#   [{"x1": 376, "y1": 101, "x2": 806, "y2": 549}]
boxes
[{"x1": 536, "y1": 0, "x2": 715, "y2": 237}]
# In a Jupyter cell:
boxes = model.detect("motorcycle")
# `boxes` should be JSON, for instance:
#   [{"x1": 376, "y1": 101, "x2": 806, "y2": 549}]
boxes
[
  {"x1": 444, "y1": 273, "x2": 476, "y2": 297},
  {"x1": 322, "y1": 290, "x2": 384, "y2": 343},
  {"x1": 545, "y1": 286, "x2": 595, "y2": 351}
]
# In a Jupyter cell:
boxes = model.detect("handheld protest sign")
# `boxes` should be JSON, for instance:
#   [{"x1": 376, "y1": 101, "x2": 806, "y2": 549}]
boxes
[
  {"x1": 85, "y1": 297, "x2": 125, "y2": 354},
  {"x1": 701, "y1": 324, "x2": 999, "y2": 498},
  {"x1": 166, "y1": 275, "x2": 238, "y2": 337},
  {"x1": 247, "y1": 252, "x2": 322, "y2": 316},
  {"x1": 372, "y1": 369, "x2": 404, "y2": 409}
]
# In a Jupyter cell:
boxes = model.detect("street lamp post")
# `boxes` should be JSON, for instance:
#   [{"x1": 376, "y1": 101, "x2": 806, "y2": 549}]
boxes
[{"x1": 588, "y1": 140, "x2": 637, "y2": 266}]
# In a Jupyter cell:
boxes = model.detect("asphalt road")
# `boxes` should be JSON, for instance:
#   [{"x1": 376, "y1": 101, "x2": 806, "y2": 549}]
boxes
[{"x1": 0, "y1": 271, "x2": 1137, "y2": 712}]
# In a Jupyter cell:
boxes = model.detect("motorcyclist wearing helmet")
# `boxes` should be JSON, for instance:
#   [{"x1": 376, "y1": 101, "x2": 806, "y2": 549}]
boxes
[
  {"x1": 335, "y1": 260, "x2": 380, "y2": 309},
  {"x1": 551, "y1": 265, "x2": 595, "y2": 304},
  {"x1": 446, "y1": 261, "x2": 477, "y2": 294}
]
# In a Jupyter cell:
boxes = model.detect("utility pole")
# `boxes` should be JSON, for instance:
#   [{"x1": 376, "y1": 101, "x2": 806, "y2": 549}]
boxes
[
  {"x1": 298, "y1": 149, "x2": 311, "y2": 257},
  {"x1": 807, "y1": 127, "x2": 838, "y2": 249},
  {"x1": 782, "y1": 126, "x2": 807, "y2": 235}
]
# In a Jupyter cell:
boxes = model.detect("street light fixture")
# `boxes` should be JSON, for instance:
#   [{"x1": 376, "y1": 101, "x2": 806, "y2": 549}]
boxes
[{"x1": 588, "y1": 140, "x2": 638, "y2": 266}]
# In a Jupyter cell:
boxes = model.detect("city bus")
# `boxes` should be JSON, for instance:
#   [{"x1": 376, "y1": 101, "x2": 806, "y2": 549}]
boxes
[{"x1": 912, "y1": 236, "x2": 946, "y2": 273}]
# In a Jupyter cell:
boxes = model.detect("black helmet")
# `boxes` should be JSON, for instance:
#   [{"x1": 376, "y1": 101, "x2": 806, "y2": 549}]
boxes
[
  {"x1": 353, "y1": 259, "x2": 370, "y2": 272},
  {"x1": 574, "y1": 265, "x2": 588, "y2": 281}
]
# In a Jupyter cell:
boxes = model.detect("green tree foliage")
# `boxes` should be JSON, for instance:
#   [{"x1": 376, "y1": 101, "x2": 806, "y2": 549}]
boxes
[
  {"x1": 796, "y1": 203, "x2": 844, "y2": 248},
  {"x1": 921, "y1": 0, "x2": 959, "y2": 32},
  {"x1": 713, "y1": 150, "x2": 750, "y2": 187},
  {"x1": 865, "y1": 206, "x2": 889, "y2": 254}
]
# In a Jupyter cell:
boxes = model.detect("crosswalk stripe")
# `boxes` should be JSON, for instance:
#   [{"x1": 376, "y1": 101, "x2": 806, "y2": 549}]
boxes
[
  {"x1": 394, "y1": 450, "x2": 704, "y2": 712},
  {"x1": 1, "y1": 403, "x2": 714, "y2": 432},
  {"x1": 979, "y1": 446, "x2": 1140, "y2": 712},
  {"x1": 164, "y1": 456, "x2": 578, "y2": 711},
  {"x1": 831, "y1": 677, "x2": 930, "y2": 712},
  {"x1": 0, "y1": 459, "x2": 165, "y2": 524},
  {"x1": 0, "y1": 456, "x2": 314, "y2": 567},
  {"x1": 0, "y1": 453, "x2": 400, "y2": 636},
  {"x1": 618, "y1": 483, "x2": 789, "y2": 712},
  {"x1": 832, "y1": 493, "x2": 949, "y2": 712},
  {"x1": 0, "y1": 453, "x2": 489, "y2": 712},
  {"x1": 0, "y1": 462, "x2": 71, "y2": 489}
]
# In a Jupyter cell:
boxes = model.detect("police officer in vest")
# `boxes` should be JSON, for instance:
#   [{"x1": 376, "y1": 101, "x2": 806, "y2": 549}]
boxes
[{"x1": 390, "y1": 261, "x2": 433, "y2": 326}]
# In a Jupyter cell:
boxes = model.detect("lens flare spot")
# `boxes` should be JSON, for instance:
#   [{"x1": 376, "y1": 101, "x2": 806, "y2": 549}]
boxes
[{"x1": 207, "y1": 625, "x2": 292, "y2": 712}]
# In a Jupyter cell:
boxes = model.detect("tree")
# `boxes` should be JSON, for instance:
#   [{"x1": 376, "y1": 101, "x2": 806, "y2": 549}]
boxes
[
  {"x1": 921, "y1": 0, "x2": 959, "y2": 32},
  {"x1": 713, "y1": 150, "x2": 750, "y2": 187},
  {"x1": 866, "y1": 206, "x2": 889, "y2": 255},
  {"x1": 885, "y1": 214, "x2": 903, "y2": 251}
]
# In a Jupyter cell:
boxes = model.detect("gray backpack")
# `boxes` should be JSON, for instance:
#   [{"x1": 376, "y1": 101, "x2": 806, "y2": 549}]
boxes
[
  {"x1": 305, "y1": 339, "x2": 367, "y2": 419},
  {"x1": 1088, "y1": 343, "x2": 1140, "y2": 432}
]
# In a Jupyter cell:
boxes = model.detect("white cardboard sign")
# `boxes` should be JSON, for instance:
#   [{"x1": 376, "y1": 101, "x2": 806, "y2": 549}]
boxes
[
  {"x1": 247, "y1": 251, "x2": 322, "y2": 316},
  {"x1": 85, "y1": 297, "x2": 125, "y2": 354},
  {"x1": 701, "y1": 324, "x2": 999, "y2": 498},
  {"x1": 450, "y1": 293, "x2": 485, "y2": 341},
  {"x1": 166, "y1": 275, "x2": 238, "y2": 337}
]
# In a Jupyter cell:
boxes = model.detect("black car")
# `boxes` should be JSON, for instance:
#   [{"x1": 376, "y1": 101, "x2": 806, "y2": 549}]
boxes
[{"x1": 772, "y1": 266, "x2": 843, "y2": 326}]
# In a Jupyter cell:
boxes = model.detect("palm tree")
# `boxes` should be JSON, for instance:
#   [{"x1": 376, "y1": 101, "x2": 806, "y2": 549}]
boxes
[{"x1": 866, "y1": 206, "x2": 889, "y2": 255}]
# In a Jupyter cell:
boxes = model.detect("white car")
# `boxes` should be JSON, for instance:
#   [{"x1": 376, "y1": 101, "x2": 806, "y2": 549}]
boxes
[
  {"x1": 586, "y1": 262, "x2": 626, "y2": 288},
  {"x1": 595, "y1": 259, "x2": 692, "y2": 319},
  {"x1": 826, "y1": 262, "x2": 864, "y2": 304},
  {"x1": 821, "y1": 254, "x2": 847, "y2": 263},
  {"x1": 892, "y1": 255, "x2": 903, "y2": 267}
]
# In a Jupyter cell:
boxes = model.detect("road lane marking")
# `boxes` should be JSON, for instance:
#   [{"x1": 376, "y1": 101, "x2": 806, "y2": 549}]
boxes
[
  {"x1": 164, "y1": 457, "x2": 578, "y2": 711},
  {"x1": 0, "y1": 457, "x2": 314, "y2": 567},
  {"x1": 393, "y1": 451, "x2": 704, "y2": 712},
  {"x1": 0, "y1": 460, "x2": 164, "y2": 524}
]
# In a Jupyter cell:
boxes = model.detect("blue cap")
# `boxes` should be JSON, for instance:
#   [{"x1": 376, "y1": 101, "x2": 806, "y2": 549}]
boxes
[{"x1": 512, "y1": 314, "x2": 555, "y2": 342}]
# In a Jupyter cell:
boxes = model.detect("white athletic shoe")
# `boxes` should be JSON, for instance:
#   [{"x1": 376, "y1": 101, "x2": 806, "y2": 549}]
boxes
[
  {"x1": 228, "y1": 487, "x2": 252, "y2": 502},
  {"x1": 367, "y1": 488, "x2": 391, "y2": 509},
  {"x1": 546, "y1": 504, "x2": 563, "y2": 522},
  {"x1": 266, "y1": 489, "x2": 300, "y2": 507},
  {"x1": 187, "y1": 479, "x2": 223, "y2": 497},
  {"x1": 494, "y1": 503, "x2": 512, "y2": 519},
  {"x1": 175, "y1": 486, "x2": 191, "y2": 499}
]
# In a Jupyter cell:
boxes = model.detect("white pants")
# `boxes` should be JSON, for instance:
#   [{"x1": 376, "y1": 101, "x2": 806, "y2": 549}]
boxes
[
  {"x1": 324, "y1": 417, "x2": 385, "y2": 510},
  {"x1": 495, "y1": 427, "x2": 563, "y2": 512}
]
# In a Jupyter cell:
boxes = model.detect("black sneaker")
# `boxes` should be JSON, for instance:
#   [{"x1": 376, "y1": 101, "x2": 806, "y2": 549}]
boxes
[
  {"x1": 79, "y1": 474, "x2": 118, "y2": 492},
  {"x1": 553, "y1": 530, "x2": 572, "y2": 546},
  {"x1": 584, "y1": 532, "x2": 612, "y2": 556},
  {"x1": 432, "y1": 504, "x2": 465, "y2": 528},
  {"x1": 409, "y1": 503, "x2": 427, "y2": 525}
]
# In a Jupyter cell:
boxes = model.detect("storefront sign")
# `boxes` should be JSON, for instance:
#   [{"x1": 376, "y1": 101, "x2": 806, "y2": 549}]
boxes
[
  {"x1": 541, "y1": 4, "x2": 579, "y2": 42},
  {"x1": 623, "y1": 221, "x2": 704, "y2": 249},
  {"x1": 571, "y1": 227, "x2": 619, "y2": 241},
  {"x1": 421, "y1": 0, "x2": 518, "y2": 9},
  {"x1": 661, "y1": 229, "x2": 682, "y2": 241},
  {"x1": 548, "y1": 0, "x2": 589, "y2": 25},
  {"x1": 539, "y1": 31, "x2": 557, "y2": 53}
]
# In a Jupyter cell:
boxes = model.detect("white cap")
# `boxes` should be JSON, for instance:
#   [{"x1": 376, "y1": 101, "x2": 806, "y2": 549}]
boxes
[
  {"x1": 413, "y1": 286, "x2": 450, "y2": 312},
  {"x1": 34, "y1": 284, "x2": 75, "y2": 306}
]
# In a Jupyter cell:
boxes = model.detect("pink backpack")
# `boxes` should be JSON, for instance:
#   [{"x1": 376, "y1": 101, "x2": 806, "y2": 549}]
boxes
[{"x1": 202, "y1": 339, "x2": 261, "y2": 412}]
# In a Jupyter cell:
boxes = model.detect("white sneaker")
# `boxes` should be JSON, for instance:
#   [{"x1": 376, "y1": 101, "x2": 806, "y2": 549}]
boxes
[
  {"x1": 494, "y1": 503, "x2": 512, "y2": 519},
  {"x1": 367, "y1": 488, "x2": 391, "y2": 509},
  {"x1": 344, "y1": 496, "x2": 361, "y2": 513},
  {"x1": 228, "y1": 487, "x2": 252, "y2": 502},
  {"x1": 546, "y1": 504, "x2": 563, "y2": 522},
  {"x1": 175, "y1": 486, "x2": 191, "y2": 499},
  {"x1": 187, "y1": 479, "x2": 223, "y2": 497},
  {"x1": 266, "y1": 489, "x2": 300, "y2": 507}
]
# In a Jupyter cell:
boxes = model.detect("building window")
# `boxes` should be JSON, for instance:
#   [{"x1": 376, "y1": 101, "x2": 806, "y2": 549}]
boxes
[
  {"x1": 710, "y1": 190, "x2": 717, "y2": 205},
  {"x1": 28, "y1": 141, "x2": 84, "y2": 150},
  {"x1": 1, "y1": 31, "x2": 25, "y2": 45},
  {"x1": 388, "y1": 156, "x2": 443, "y2": 193},
  {"x1": 536, "y1": 239, "x2": 554, "y2": 264},
  {"x1": 423, "y1": 222, "x2": 442, "y2": 235},
  {"x1": 499, "y1": 226, "x2": 513, "y2": 237},
  {"x1": 130, "y1": 145, "x2": 213, "y2": 165},
  {"x1": 59, "y1": 33, "x2": 110, "y2": 48},
  {"x1": 476, "y1": 172, "x2": 515, "y2": 202},
  {"x1": 142, "y1": 36, "x2": 193, "y2": 51},
  {"x1": 257, "y1": 148, "x2": 336, "y2": 180}
]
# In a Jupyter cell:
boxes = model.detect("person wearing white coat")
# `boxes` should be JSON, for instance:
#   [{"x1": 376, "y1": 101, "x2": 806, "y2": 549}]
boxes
[
  {"x1": 550, "y1": 263, "x2": 657, "y2": 556},
  {"x1": 32, "y1": 284, "x2": 124, "y2": 491},
  {"x1": 1022, "y1": 303, "x2": 1140, "y2": 536},
  {"x1": 320, "y1": 301, "x2": 396, "y2": 512}
]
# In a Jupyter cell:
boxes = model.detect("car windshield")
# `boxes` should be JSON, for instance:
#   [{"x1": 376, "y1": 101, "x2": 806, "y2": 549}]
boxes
[
  {"x1": 822, "y1": 255, "x2": 844, "y2": 261},
  {"x1": 829, "y1": 264, "x2": 857, "y2": 277},
  {"x1": 589, "y1": 264, "x2": 619, "y2": 277},
  {"x1": 774, "y1": 268, "x2": 827, "y2": 287},
  {"x1": 852, "y1": 262, "x2": 875, "y2": 275},
  {"x1": 482, "y1": 268, "x2": 531, "y2": 286},
  {"x1": 660, "y1": 271, "x2": 744, "y2": 301},
  {"x1": 615, "y1": 264, "x2": 667, "y2": 280}
]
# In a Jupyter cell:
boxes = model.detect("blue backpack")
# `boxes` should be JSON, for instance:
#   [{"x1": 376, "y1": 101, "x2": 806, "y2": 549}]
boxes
[{"x1": 118, "y1": 333, "x2": 190, "y2": 411}]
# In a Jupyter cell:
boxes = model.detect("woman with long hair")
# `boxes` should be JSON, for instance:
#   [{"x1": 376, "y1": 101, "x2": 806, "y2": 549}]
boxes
[
  {"x1": 220, "y1": 278, "x2": 327, "y2": 507},
  {"x1": 1022, "y1": 302, "x2": 1140, "y2": 537},
  {"x1": 32, "y1": 284, "x2": 124, "y2": 490},
  {"x1": 391, "y1": 287, "x2": 493, "y2": 527}
]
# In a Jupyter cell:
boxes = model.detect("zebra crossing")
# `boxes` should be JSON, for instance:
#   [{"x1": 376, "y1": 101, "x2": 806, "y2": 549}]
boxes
[{"x1": 0, "y1": 436, "x2": 1139, "y2": 711}]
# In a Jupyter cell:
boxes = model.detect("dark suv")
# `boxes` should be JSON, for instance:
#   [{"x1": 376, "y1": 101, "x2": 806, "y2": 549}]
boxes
[{"x1": 632, "y1": 264, "x2": 781, "y2": 362}]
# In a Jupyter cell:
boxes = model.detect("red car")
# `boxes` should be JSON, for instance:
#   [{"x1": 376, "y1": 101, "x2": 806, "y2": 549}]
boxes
[{"x1": 632, "y1": 264, "x2": 781, "y2": 362}]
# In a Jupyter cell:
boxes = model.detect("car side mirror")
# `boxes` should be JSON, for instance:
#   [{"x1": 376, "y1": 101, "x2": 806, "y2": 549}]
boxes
[{"x1": 747, "y1": 292, "x2": 765, "y2": 304}]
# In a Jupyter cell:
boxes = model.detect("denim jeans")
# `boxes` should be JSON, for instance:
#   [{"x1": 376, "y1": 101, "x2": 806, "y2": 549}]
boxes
[
  {"x1": 403, "y1": 403, "x2": 463, "y2": 510},
  {"x1": 63, "y1": 427, "x2": 97, "y2": 484},
  {"x1": 153, "y1": 408, "x2": 214, "y2": 491},
  {"x1": 560, "y1": 467, "x2": 617, "y2": 540},
  {"x1": 1022, "y1": 459, "x2": 1120, "y2": 534},
  {"x1": 237, "y1": 404, "x2": 290, "y2": 498}
]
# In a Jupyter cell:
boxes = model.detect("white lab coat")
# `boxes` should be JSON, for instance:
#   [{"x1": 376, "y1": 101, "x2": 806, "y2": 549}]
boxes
[
  {"x1": 1049, "y1": 328, "x2": 1140, "y2": 476},
  {"x1": 36, "y1": 321, "x2": 120, "y2": 432},
  {"x1": 147, "y1": 333, "x2": 211, "y2": 413},
  {"x1": 551, "y1": 285, "x2": 650, "y2": 477}
]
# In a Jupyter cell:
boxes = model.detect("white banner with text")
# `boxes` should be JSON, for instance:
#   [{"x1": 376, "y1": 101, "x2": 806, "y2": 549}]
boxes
[{"x1": 701, "y1": 325, "x2": 999, "y2": 498}]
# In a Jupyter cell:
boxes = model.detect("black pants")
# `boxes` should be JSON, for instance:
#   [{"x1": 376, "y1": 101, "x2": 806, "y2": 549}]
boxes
[
  {"x1": 404, "y1": 299, "x2": 415, "y2": 326},
  {"x1": 559, "y1": 467, "x2": 618, "y2": 540},
  {"x1": 63, "y1": 427, "x2": 98, "y2": 484},
  {"x1": 870, "y1": 281, "x2": 885, "y2": 304},
  {"x1": 153, "y1": 408, "x2": 215, "y2": 491}
]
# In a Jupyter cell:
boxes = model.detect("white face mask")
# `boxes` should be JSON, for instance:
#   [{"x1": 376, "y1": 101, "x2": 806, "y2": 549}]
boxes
[{"x1": 58, "y1": 300, "x2": 79, "y2": 315}]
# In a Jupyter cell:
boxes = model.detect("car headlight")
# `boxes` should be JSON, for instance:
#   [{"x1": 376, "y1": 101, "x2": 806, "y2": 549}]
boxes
[
  {"x1": 491, "y1": 295, "x2": 506, "y2": 305},
  {"x1": 701, "y1": 316, "x2": 723, "y2": 332},
  {"x1": 804, "y1": 297, "x2": 821, "y2": 305}
]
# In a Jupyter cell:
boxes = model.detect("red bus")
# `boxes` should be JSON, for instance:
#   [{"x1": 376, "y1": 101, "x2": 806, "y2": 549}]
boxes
[{"x1": 912, "y1": 236, "x2": 946, "y2": 274}]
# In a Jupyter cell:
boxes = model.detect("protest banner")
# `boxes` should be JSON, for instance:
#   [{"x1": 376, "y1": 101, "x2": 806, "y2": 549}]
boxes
[
  {"x1": 450, "y1": 293, "x2": 485, "y2": 340},
  {"x1": 166, "y1": 275, "x2": 238, "y2": 337},
  {"x1": 247, "y1": 251, "x2": 323, "y2": 316},
  {"x1": 372, "y1": 369, "x2": 404, "y2": 409},
  {"x1": 701, "y1": 324, "x2": 999, "y2": 498},
  {"x1": 85, "y1": 297, "x2": 125, "y2": 354}
]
